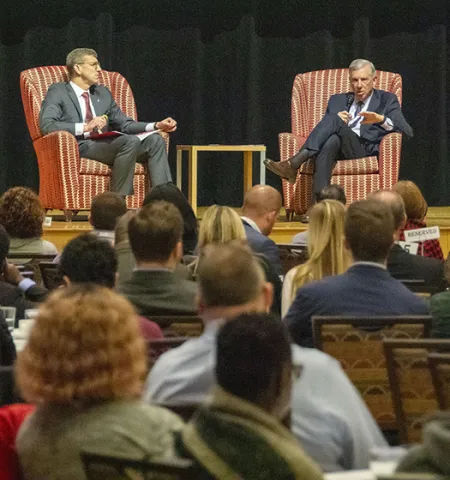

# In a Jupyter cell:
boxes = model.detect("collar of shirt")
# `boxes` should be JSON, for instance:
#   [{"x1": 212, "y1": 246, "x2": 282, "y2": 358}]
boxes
[
  {"x1": 351, "y1": 261, "x2": 387, "y2": 270},
  {"x1": 352, "y1": 90, "x2": 373, "y2": 110},
  {"x1": 241, "y1": 216, "x2": 261, "y2": 234},
  {"x1": 70, "y1": 81, "x2": 89, "y2": 98},
  {"x1": 133, "y1": 267, "x2": 172, "y2": 273}
]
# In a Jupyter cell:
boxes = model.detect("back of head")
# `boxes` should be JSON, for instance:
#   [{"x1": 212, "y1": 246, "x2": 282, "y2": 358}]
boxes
[
  {"x1": 345, "y1": 199, "x2": 395, "y2": 263},
  {"x1": 242, "y1": 185, "x2": 282, "y2": 218},
  {"x1": 90, "y1": 193, "x2": 127, "y2": 231},
  {"x1": 368, "y1": 190, "x2": 406, "y2": 231},
  {"x1": 216, "y1": 312, "x2": 291, "y2": 409},
  {"x1": 59, "y1": 233, "x2": 117, "y2": 288},
  {"x1": 198, "y1": 205, "x2": 246, "y2": 248},
  {"x1": 0, "y1": 224, "x2": 10, "y2": 266},
  {"x1": 128, "y1": 200, "x2": 183, "y2": 263},
  {"x1": 198, "y1": 243, "x2": 265, "y2": 308},
  {"x1": 317, "y1": 184, "x2": 347, "y2": 205},
  {"x1": 0, "y1": 187, "x2": 44, "y2": 239},
  {"x1": 16, "y1": 284, "x2": 146, "y2": 404},
  {"x1": 392, "y1": 180, "x2": 427, "y2": 222}
]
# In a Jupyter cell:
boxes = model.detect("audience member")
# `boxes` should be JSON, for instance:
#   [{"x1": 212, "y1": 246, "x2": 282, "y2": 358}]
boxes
[
  {"x1": 191, "y1": 205, "x2": 282, "y2": 315},
  {"x1": 0, "y1": 187, "x2": 57, "y2": 255},
  {"x1": 241, "y1": 185, "x2": 283, "y2": 276},
  {"x1": 119, "y1": 200, "x2": 197, "y2": 317},
  {"x1": 177, "y1": 313, "x2": 323, "y2": 480},
  {"x1": 16, "y1": 285, "x2": 183, "y2": 479},
  {"x1": 429, "y1": 260, "x2": 450, "y2": 337},
  {"x1": 369, "y1": 190, "x2": 446, "y2": 290},
  {"x1": 60, "y1": 233, "x2": 162, "y2": 340},
  {"x1": 145, "y1": 243, "x2": 387, "y2": 472},
  {"x1": 393, "y1": 180, "x2": 444, "y2": 260},
  {"x1": 89, "y1": 192, "x2": 127, "y2": 244},
  {"x1": 0, "y1": 225, "x2": 47, "y2": 328},
  {"x1": 143, "y1": 183, "x2": 198, "y2": 255},
  {"x1": 396, "y1": 412, "x2": 450, "y2": 475},
  {"x1": 282, "y1": 199, "x2": 351, "y2": 316},
  {"x1": 292, "y1": 184, "x2": 347, "y2": 246},
  {"x1": 114, "y1": 210, "x2": 138, "y2": 284},
  {"x1": 285, "y1": 198, "x2": 429, "y2": 348}
]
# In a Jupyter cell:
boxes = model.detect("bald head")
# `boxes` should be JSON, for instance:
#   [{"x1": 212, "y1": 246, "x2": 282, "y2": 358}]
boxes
[
  {"x1": 368, "y1": 190, "x2": 406, "y2": 232},
  {"x1": 242, "y1": 185, "x2": 282, "y2": 235}
]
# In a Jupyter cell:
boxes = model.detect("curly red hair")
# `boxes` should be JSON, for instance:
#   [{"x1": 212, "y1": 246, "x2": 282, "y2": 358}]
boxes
[
  {"x1": 16, "y1": 285, "x2": 147, "y2": 404},
  {"x1": 0, "y1": 187, "x2": 44, "y2": 238}
]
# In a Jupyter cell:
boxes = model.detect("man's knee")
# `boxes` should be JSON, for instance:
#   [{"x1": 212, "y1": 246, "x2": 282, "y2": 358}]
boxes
[
  {"x1": 322, "y1": 134, "x2": 341, "y2": 152},
  {"x1": 144, "y1": 133, "x2": 165, "y2": 150},
  {"x1": 121, "y1": 135, "x2": 141, "y2": 152}
]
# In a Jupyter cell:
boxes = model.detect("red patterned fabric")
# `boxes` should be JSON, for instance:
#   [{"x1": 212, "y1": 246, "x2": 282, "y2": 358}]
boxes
[
  {"x1": 20, "y1": 66, "x2": 169, "y2": 212},
  {"x1": 279, "y1": 69, "x2": 404, "y2": 216},
  {"x1": 399, "y1": 219, "x2": 444, "y2": 261}
]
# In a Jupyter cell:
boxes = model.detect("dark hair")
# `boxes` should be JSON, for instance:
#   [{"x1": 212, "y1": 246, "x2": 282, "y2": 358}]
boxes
[
  {"x1": 317, "y1": 185, "x2": 347, "y2": 205},
  {"x1": 143, "y1": 184, "x2": 198, "y2": 254},
  {"x1": 128, "y1": 200, "x2": 183, "y2": 263},
  {"x1": 90, "y1": 193, "x2": 127, "y2": 231},
  {"x1": 345, "y1": 199, "x2": 395, "y2": 263},
  {"x1": 0, "y1": 187, "x2": 44, "y2": 238},
  {"x1": 0, "y1": 224, "x2": 10, "y2": 265},
  {"x1": 216, "y1": 313, "x2": 291, "y2": 405},
  {"x1": 59, "y1": 234, "x2": 117, "y2": 288}
]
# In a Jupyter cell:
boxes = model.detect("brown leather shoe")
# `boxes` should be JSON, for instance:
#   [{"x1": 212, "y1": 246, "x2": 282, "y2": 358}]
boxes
[{"x1": 264, "y1": 159, "x2": 298, "y2": 184}]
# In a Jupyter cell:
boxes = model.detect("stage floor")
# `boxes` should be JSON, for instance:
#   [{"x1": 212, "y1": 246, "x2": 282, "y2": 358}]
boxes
[{"x1": 42, "y1": 206, "x2": 450, "y2": 255}]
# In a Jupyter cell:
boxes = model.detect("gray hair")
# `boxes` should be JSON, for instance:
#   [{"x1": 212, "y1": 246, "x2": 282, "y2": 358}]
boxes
[
  {"x1": 66, "y1": 48, "x2": 98, "y2": 77},
  {"x1": 349, "y1": 59, "x2": 376, "y2": 75}
]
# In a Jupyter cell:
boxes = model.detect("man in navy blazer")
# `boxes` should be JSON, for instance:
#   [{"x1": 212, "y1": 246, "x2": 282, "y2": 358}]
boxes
[
  {"x1": 284, "y1": 198, "x2": 428, "y2": 348},
  {"x1": 265, "y1": 59, "x2": 413, "y2": 198},
  {"x1": 241, "y1": 185, "x2": 283, "y2": 276},
  {"x1": 40, "y1": 48, "x2": 177, "y2": 196}
]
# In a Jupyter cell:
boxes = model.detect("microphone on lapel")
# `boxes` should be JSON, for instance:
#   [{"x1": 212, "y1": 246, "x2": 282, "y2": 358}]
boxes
[{"x1": 346, "y1": 93, "x2": 354, "y2": 111}]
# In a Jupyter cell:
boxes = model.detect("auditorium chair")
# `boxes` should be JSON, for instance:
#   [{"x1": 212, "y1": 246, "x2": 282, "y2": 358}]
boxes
[
  {"x1": 384, "y1": 339, "x2": 450, "y2": 444},
  {"x1": 20, "y1": 66, "x2": 169, "y2": 219},
  {"x1": 428, "y1": 353, "x2": 450, "y2": 410},
  {"x1": 279, "y1": 69, "x2": 404, "y2": 219},
  {"x1": 312, "y1": 316, "x2": 432, "y2": 432}
]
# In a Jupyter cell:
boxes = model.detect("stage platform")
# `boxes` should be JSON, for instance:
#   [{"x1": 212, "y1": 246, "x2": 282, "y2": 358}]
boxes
[{"x1": 42, "y1": 206, "x2": 450, "y2": 255}]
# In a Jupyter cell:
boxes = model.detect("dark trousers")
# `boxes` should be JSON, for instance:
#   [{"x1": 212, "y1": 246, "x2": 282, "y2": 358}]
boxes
[
  {"x1": 303, "y1": 114, "x2": 372, "y2": 195},
  {"x1": 79, "y1": 133, "x2": 172, "y2": 195}
]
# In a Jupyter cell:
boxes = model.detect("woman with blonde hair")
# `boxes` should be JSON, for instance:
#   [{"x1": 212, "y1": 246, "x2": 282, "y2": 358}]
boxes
[
  {"x1": 282, "y1": 199, "x2": 351, "y2": 316},
  {"x1": 16, "y1": 285, "x2": 183, "y2": 480},
  {"x1": 393, "y1": 180, "x2": 443, "y2": 260}
]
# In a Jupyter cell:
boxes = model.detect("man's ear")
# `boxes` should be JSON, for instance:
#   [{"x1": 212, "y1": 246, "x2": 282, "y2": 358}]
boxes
[
  {"x1": 262, "y1": 282, "x2": 274, "y2": 313},
  {"x1": 88, "y1": 212, "x2": 93, "y2": 227},
  {"x1": 344, "y1": 237, "x2": 351, "y2": 252},
  {"x1": 175, "y1": 241, "x2": 183, "y2": 261},
  {"x1": 114, "y1": 272, "x2": 119, "y2": 287},
  {"x1": 62, "y1": 275, "x2": 71, "y2": 287}
]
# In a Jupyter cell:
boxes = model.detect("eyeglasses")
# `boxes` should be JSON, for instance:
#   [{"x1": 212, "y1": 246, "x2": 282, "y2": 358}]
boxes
[{"x1": 78, "y1": 61, "x2": 101, "y2": 69}]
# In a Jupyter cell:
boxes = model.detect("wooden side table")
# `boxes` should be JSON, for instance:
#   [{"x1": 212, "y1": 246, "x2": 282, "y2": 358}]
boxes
[{"x1": 176, "y1": 145, "x2": 267, "y2": 215}]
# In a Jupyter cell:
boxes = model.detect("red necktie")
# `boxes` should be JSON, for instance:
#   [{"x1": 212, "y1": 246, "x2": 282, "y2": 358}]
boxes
[{"x1": 82, "y1": 92, "x2": 93, "y2": 123}]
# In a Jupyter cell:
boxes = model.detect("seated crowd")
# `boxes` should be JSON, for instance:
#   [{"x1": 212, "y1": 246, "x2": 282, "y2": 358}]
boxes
[{"x1": 0, "y1": 180, "x2": 449, "y2": 478}]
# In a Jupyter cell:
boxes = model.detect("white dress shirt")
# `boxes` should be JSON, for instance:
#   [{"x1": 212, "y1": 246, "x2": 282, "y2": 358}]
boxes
[
  {"x1": 144, "y1": 320, "x2": 387, "y2": 472},
  {"x1": 348, "y1": 91, "x2": 393, "y2": 136}
]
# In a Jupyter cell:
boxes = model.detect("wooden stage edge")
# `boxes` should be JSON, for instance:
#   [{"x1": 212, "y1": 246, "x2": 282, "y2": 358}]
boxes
[{"x1": 42, "y1": 206, "x2": 450, "y2": 256}]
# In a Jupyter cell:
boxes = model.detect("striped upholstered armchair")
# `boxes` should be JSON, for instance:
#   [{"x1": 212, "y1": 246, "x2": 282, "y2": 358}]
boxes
[
  {"x1": 279, "y1": 69, "x2": 403, "y2": 220},
  {"x1": 20, "y1": 66, "x2": 168, "y2": 219}
]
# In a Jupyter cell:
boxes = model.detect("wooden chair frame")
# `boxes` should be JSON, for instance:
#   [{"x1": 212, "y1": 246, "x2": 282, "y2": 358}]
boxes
[{"x1": 428, "y1": 352, "x2": 450, "y2": 410}]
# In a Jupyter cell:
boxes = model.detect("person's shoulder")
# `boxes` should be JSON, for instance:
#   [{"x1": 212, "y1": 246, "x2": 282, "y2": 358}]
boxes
[
  {"x1": 291, "y1": 343, "x2": 339, "y2": 371},
  {"x1": 46, "y1": 82, "x2": 67, "y2": 92},
  {"x1": 128, "y1": 402, "x2": 184, "y2": 429}
]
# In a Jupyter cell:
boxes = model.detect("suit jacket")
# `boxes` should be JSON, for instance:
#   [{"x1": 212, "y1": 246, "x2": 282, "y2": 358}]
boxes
[
  {"x1": 39, "y1": 82, "x2": 148, "y2": 155},
  {"x1": 325, "y1": 89, "x2": 413, "y2": 154},
  {"x1": 242, "y1": 221, "x2": 282, "y2": 276},
  {"x1": 284, "y1": 263, "x2": 429, "y2": 348},
  {"x1": 387, "y1": 244, "x2": 445, "y2": 290},
  {"x1": 118, "y1": 270, "x2": 198, "y2": 319}
]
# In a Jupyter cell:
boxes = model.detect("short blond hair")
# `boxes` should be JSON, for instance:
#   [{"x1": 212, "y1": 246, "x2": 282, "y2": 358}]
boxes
[
  {"x1": 198, "y1": 205, "x2": 246, "y2": 247},
  {"x1": 16, "y1": 285, "x2": 146, "y2": 404}
]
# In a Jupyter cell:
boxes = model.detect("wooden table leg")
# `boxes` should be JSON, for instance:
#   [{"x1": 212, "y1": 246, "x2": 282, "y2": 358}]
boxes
[
  {"x1": 188, "y1": 148, "x2": 198, "y2": 215},
  {"x1": 176, "y1": 148, "x2": 182, "y2": 190},
  {"x1": 243, "y1": 150, "x2": 253, "y2": 196}
]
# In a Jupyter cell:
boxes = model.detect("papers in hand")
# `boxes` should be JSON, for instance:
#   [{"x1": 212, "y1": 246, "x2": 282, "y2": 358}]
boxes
[{"x1": 89, "y1": 130, "x2": 161, "y2": 141}]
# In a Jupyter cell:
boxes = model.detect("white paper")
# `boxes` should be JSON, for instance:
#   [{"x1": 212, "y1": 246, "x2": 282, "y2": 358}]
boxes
[
  {"x1": 135, "y1": 129, "x2": 161, "y2": 141},
  {"x1": 404, "y1": 226, "x2": 440, "y2": 242},
  {"x1": 398, "y1": 241, "x2": 419, "y2": 255}
]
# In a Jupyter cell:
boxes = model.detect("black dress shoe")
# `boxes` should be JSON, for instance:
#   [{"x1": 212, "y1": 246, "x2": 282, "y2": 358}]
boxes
[{"x1": 263, "y1": 158, "x2": 297, "y2": 184}]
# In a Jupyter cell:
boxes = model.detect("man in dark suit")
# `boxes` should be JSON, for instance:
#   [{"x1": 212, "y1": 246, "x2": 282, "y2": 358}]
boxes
[
  {"x1": 369, "y1": 190, "x2": 446, "y2": 291},
  {"x1": 118, "y1": 200, "x2": 197, "y2": 318},
  {"x1": 241, "y1": 185, "x2": 283, "y2": 276},
  {"x1": 40, "y1": 47, "x2": 177, "y2": 196},
  {"x1": 265, "y1": 59, "x2": 413, "y2": 199},
  {"x1": 284, "y1": 199, "x2": 428, "y2": 348}
]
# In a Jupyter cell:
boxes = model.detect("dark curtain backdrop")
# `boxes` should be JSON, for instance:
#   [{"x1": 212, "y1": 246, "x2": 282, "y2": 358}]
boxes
[{"x1": 0, "y1": 6, "x2": 448, "y2": 206}]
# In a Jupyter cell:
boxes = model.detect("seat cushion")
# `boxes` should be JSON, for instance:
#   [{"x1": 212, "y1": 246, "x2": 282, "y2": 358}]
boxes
[
  {"x1": 80, "y1": 158, "x2": 146, "y2": 176},
  {"x1": 299, "y1": 156, "x2": 379, "y2": 176}
]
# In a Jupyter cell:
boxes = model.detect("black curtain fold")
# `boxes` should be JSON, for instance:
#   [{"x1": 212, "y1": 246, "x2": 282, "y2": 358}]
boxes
[{"x1": 0, "y1": 12, "x2": 448, "y2": 206}]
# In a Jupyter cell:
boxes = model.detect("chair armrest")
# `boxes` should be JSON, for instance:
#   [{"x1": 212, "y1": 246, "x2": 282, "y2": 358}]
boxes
[
  {"x1": 158, "y1": 131, "x2": 170, "y2": 153},
  {"x1": 377, "y1": 132, "x2": 403, "y2": 189},
  {"x1": 33, "y1": 131, "x2": 81, "y2": 210},
  {"x1": 278, "y1": 133, "x2": 306, "y2": 162}
]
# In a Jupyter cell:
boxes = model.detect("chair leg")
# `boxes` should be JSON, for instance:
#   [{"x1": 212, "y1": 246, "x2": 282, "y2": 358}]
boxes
[
  {"x1": 286, "y1": 209, "x2": 295, "y2": 222},
  {"x1": 63, "y1": 210, "x2": 74, "y2": 222}
]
